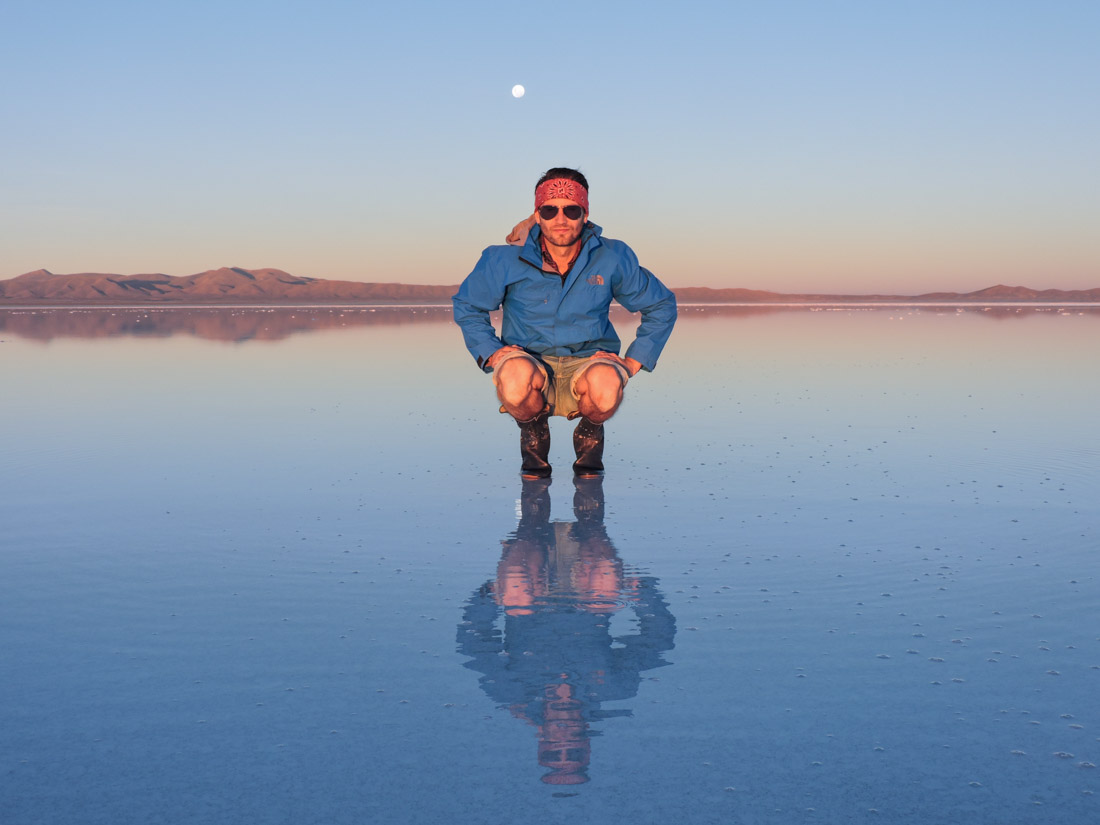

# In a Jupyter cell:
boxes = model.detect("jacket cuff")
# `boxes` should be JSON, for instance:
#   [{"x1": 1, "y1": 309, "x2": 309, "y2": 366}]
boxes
[
  {"x1": 624, "y1": 342, "x2": 656, "y2": 372},
  {"x1": 475, "y1": 343, "x2": 501, "y2": 372}
]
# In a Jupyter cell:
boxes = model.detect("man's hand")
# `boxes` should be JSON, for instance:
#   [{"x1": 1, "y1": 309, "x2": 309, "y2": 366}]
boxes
[
  {"x1": 593, "y1": 351, "x2": 643, "y2": 377},
  {"x1": 486, "y1": 345, "x2": 524, "y2": 370}
]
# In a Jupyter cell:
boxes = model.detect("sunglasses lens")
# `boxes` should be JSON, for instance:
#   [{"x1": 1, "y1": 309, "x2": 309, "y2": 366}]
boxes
[{"x1": 538, "y1": 205, "x2": 585, "y2": 220}]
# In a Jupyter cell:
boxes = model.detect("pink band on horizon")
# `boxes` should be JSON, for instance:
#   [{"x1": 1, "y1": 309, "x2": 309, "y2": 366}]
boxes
[{"x1": 535, "y1": 179, "x2": 589, "y2": 213}]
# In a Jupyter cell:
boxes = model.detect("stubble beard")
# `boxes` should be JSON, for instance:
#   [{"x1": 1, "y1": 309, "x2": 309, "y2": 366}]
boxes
[{"x1": 542, "y1": 223, "x2": 584, "y2": 249}]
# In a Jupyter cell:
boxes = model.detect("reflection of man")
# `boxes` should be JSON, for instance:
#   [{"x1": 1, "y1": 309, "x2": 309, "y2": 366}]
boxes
[
  {"x1": 456, "y1": 478, "x2": 676, "y2": 785},
  {"x1": 453, "y1": 167, "x2": 677, "y2": 479}
]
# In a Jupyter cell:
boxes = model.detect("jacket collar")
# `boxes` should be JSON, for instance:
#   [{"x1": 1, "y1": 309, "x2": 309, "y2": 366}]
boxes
[{"x1": 520, "y1": 222, "x2": 603, "y2": 269}]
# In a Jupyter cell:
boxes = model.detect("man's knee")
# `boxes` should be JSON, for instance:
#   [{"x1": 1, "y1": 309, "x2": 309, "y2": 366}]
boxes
[
  {"x1": 576, "y1": 362, "x2": 624, "y2": 397},
  {"x1": 496, "y1": 356, "x2": 545, "y2": 396},
  {"x1": 575, "y1": 363, "x2": 625, "y2": 418},
  {"x1": 495, "y1": 355, "x2": 547, "y2": 418}
]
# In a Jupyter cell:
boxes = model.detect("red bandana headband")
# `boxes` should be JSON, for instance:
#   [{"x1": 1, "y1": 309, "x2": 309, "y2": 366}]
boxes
[{"x1": 535, "y1": 178, "x2": 589, "y2": 213}]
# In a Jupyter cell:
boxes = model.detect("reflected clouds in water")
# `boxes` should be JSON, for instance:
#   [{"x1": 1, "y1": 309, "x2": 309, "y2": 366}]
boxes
[{"x1": 457, "y1": 478, "x2": 676, "y2": 785}]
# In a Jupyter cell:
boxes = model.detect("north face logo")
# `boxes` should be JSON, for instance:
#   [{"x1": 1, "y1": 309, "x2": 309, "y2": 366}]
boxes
[{"x1": 587, "y1": 274, "x2": 604, "y2": 286}]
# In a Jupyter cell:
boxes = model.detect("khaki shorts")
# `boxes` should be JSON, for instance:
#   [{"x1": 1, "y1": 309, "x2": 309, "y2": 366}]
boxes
[{"x1": 492, "y1": 351, "x2": 630, "y2": 419}]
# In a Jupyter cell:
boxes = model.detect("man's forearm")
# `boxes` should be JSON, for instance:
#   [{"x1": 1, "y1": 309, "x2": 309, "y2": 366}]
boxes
[{"x1": 453, "y1": 297, "x2": 504, "y2": 368}]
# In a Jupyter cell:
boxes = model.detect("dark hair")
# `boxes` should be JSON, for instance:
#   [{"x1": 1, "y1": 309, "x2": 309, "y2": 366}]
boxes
[{"x1": 536, "y1": 167, "x2": 589, "y2": 192}]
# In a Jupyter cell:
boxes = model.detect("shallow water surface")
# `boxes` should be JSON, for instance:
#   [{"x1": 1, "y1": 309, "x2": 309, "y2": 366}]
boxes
[{"x1": 1, "y1": 306, "x2": 1097, "y2": 823}]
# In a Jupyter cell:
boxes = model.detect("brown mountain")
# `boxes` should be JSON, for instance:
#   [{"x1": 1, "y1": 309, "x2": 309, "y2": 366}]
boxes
[
  {"x1": 2, "y1": 269, "x2": 1098, "y2": 305},
  {"x1": 912, "y1": 284, "x2": 1100, "y2": 302},
  {"x1": 0, "y1": 268, "x2": 458, "y2": 304}
]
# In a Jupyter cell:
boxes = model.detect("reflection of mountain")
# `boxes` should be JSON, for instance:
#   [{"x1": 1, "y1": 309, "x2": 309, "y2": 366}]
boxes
[
  {"x1": 1, "y1": 268, "x2": 458, "y2": 304},
  {"x1": 4, "y1": 269, "x2": 1099, "y2": 305},
  {"x1": 0, "y1": 306, "x2": 455, "y2": 342},
  {"x1": 457, "y1": 478, "x2": 675, "y2": 785},
  {"x1": 676, "y1": 304, "x2": 1100, "y2": 321},
  {"x1": 674, "y1": 284, "x2": 1100, "y2": 303},
  {"x1": 4, "y1": 303, "x2": 1095, "y2": 343}
]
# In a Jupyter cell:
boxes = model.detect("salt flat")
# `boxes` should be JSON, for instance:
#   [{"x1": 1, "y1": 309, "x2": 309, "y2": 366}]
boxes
[{"x1": 1, "y1": 307, "x2": 1096, "y2": 824}]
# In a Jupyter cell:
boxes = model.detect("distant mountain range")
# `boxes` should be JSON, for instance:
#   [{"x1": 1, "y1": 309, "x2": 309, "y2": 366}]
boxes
[
  {"x1": 2, "y1": 267, "x2": 1099, "y2": 304},
  {"x1": 0, "y1": 268, "x2": 456, "y2": 304}
]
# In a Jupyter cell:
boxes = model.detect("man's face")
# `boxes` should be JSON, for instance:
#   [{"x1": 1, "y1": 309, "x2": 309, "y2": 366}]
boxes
[{"x1": 536, "y1": 198, "x2": 587, "y2": 249}]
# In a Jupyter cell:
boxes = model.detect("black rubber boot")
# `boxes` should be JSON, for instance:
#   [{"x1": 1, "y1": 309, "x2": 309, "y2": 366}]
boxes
[
  {"x1": 572, "y1": 417, "x2": 605, "y2": 477},
  {"x1": 518, "y1": 408, "x2": 552, "y2": 479}
]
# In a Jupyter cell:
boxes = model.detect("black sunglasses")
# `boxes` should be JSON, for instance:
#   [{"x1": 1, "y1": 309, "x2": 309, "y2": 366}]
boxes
[{"x1": 538, "y1": 204, "x2": 585, "y2": 220}]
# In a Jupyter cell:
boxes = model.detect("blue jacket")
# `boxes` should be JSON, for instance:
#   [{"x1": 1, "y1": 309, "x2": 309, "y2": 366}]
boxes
[{"x1": 453, "y1": 222, "x2": 677, "y2": 372}]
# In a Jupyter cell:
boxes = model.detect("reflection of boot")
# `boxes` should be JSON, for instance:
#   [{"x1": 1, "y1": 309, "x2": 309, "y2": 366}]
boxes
[
  {"x1": 572, "y1": 417, "x2": 604, "y2": 477},
  {"x1": 519, "y1": 477, "x2": 553, "y2": 524},
  {"x1": 518, "y1": 408, "x2": 551, "y2": 479},
  {"x1": 573, "y1": 476, "x2": 605, "y2": 526}
]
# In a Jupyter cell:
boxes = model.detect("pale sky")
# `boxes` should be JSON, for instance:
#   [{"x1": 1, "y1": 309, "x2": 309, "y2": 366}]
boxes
[{"x1": 3, "y1": 0, "x2": 1098, "y2": 294}]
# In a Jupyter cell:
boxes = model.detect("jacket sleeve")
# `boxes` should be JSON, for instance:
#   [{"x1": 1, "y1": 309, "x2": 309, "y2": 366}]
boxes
[
  {"x1": 452, "y1": 249, "x2": 506, "y2": 371},
  {"x1": 613, "y1": 247, "x2": 677, "y2": 372}
]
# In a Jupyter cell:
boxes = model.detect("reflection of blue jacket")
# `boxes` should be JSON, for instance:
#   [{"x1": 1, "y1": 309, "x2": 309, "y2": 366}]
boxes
[
  {"x1": 452, "y1": 223, "x2": 677, "y2": 372},
  {"x1": 456, "y1": 575, "x2": 677, "y2": 714}
]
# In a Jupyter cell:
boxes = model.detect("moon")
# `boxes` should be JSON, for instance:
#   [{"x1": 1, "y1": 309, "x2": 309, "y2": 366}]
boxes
[{"x1": 511, "y1": 84, "x2": 525, "y2": 98}]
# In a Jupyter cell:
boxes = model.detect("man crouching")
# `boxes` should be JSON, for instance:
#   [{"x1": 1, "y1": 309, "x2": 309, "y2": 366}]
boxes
[{"x1": 453, "y1": 167, "x2": 676, "y2": 479}]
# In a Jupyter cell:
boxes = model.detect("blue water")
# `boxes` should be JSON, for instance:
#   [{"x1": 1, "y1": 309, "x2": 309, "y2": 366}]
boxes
[{"x1": 1, "y1": 306, "x2": 1097, "y2": 823}]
